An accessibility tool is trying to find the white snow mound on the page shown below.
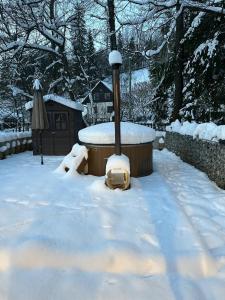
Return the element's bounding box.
[166,120,182,133]
[78,122,155,144]
[106,154,130,175]
[193,122,218,140]
[166,120,225,142]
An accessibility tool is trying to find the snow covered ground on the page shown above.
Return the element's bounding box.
[0,150,225,300]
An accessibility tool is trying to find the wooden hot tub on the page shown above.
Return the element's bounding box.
[79,122,155,178]
[80,142,153,177]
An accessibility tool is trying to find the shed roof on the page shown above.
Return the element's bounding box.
[25,94,83,111]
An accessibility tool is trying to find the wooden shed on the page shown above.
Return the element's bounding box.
[26,94,85,155]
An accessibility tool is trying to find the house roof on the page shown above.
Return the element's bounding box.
[101,81,113,92]
[25,94,83,111]
[81,68,149,105]
[82,81,112,104]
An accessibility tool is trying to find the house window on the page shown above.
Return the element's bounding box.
[54,112,68,130]
[105,93,111,100]
[94,93,99,101]
[107,106,113,113]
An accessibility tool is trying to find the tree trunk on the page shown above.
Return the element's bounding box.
[171,1,184,121]
[107,0,117,51]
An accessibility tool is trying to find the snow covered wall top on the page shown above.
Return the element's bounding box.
[166,120,225,141]
[0,131,31,143]
[78,122,155,144]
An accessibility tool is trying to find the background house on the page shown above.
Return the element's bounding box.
[82,68,150,124]
[82,81,113,124]
[26,94,85,155]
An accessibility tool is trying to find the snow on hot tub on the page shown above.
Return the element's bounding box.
[78,122,155,144]
[78,122,155,177]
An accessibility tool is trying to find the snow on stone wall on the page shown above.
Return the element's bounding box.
[166,120,225,142]
[165,132,225,189]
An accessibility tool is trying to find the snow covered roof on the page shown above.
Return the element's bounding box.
[78,122,155,144]
[25,94,83,111]
[101,81,113,92]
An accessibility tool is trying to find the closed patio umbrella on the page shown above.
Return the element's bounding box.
[32,79,49,164]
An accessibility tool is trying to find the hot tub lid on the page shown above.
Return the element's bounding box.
[78,122,155,145]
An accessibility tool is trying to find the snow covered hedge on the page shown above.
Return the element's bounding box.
[0,131,32,157]
[166,120,225,142]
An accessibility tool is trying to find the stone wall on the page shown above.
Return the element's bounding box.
[165,132,225,189]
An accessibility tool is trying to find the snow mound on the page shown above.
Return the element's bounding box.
[55,143,88,177]
[179,121,198,136]
[193,123,218,141]
[106,154,130,175]
[0,146,7,152]
[217,125,225,140]
[166,120,225,142]
[166,119,182,133]
[78,122,155,144]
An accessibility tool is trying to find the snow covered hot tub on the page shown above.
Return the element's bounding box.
[78,122,155,177]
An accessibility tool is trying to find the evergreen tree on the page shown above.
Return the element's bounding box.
[86,30,98,86]
[71,3,88,97]
[118,31,123,52]
[181,10,225,124]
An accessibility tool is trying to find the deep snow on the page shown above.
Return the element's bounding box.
[0,150,225,299]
